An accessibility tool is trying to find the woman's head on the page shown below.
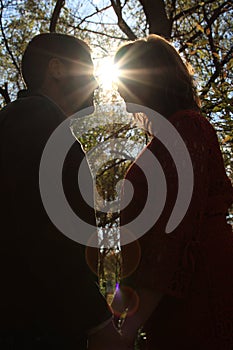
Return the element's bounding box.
[114,34,200,117]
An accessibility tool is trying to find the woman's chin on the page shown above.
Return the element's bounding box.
[125,103,136,113]
[125,101,145,114]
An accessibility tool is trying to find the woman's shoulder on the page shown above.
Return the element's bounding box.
[148,109,209,148]
[170,108,207,125]
[167,109,219,145]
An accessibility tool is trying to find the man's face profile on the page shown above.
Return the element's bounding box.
[59,54,97,115]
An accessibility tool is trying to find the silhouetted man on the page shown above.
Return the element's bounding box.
[0,33,124,349]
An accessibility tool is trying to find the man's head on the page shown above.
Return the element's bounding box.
[22,33,97,115]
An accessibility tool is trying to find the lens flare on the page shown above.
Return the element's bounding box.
[111,285,139,317]
[95,57,119,90]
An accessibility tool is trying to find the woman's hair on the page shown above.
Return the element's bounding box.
[22,33,91,90]
[114,34,200,118]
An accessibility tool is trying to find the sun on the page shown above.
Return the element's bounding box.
[95,57,119,90]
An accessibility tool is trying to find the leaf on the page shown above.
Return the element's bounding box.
[213,52,220,59]
[196,23,204,33]
[221,135,232,144]
[227,59,233,70]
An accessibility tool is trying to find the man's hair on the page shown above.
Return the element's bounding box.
[22,33,91,90]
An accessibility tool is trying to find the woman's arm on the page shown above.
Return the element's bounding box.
[87,320,133,349]
[115,288,163,347]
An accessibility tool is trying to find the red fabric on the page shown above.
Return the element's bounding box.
[121,110,233,349]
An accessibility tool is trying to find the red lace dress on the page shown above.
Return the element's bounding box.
[120,110,233,350]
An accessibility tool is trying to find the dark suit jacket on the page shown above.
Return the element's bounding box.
[0,93,111,348]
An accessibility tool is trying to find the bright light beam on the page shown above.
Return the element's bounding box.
[95,57,119,90]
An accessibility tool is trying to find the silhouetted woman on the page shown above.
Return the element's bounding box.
[112,34,233,350]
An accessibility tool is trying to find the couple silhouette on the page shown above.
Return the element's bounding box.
[0,32,232,350]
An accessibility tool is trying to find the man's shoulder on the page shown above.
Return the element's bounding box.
[0,95,65,127]
[0,95,51,114]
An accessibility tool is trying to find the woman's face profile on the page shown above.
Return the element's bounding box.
[117,76,135,103]
[117,68,152,108]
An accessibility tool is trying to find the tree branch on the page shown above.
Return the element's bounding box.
[70,25,128,41]
[77,4,112,27]
[203,5,220,73]
[179,1,231,52]
[138,0,172,38]
[96,158,131,178]
[96,211,120,228]
[173,0,215,21]
[0,1,21,76]
[110,0,137,40]
[0,82,11,104]
[168,0,177,20]
[200,45,233,97]
[49,0,65,32]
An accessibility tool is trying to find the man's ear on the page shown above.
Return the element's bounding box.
[48,58,67,80]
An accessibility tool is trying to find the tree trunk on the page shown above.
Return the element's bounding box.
[139,0,172,39]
